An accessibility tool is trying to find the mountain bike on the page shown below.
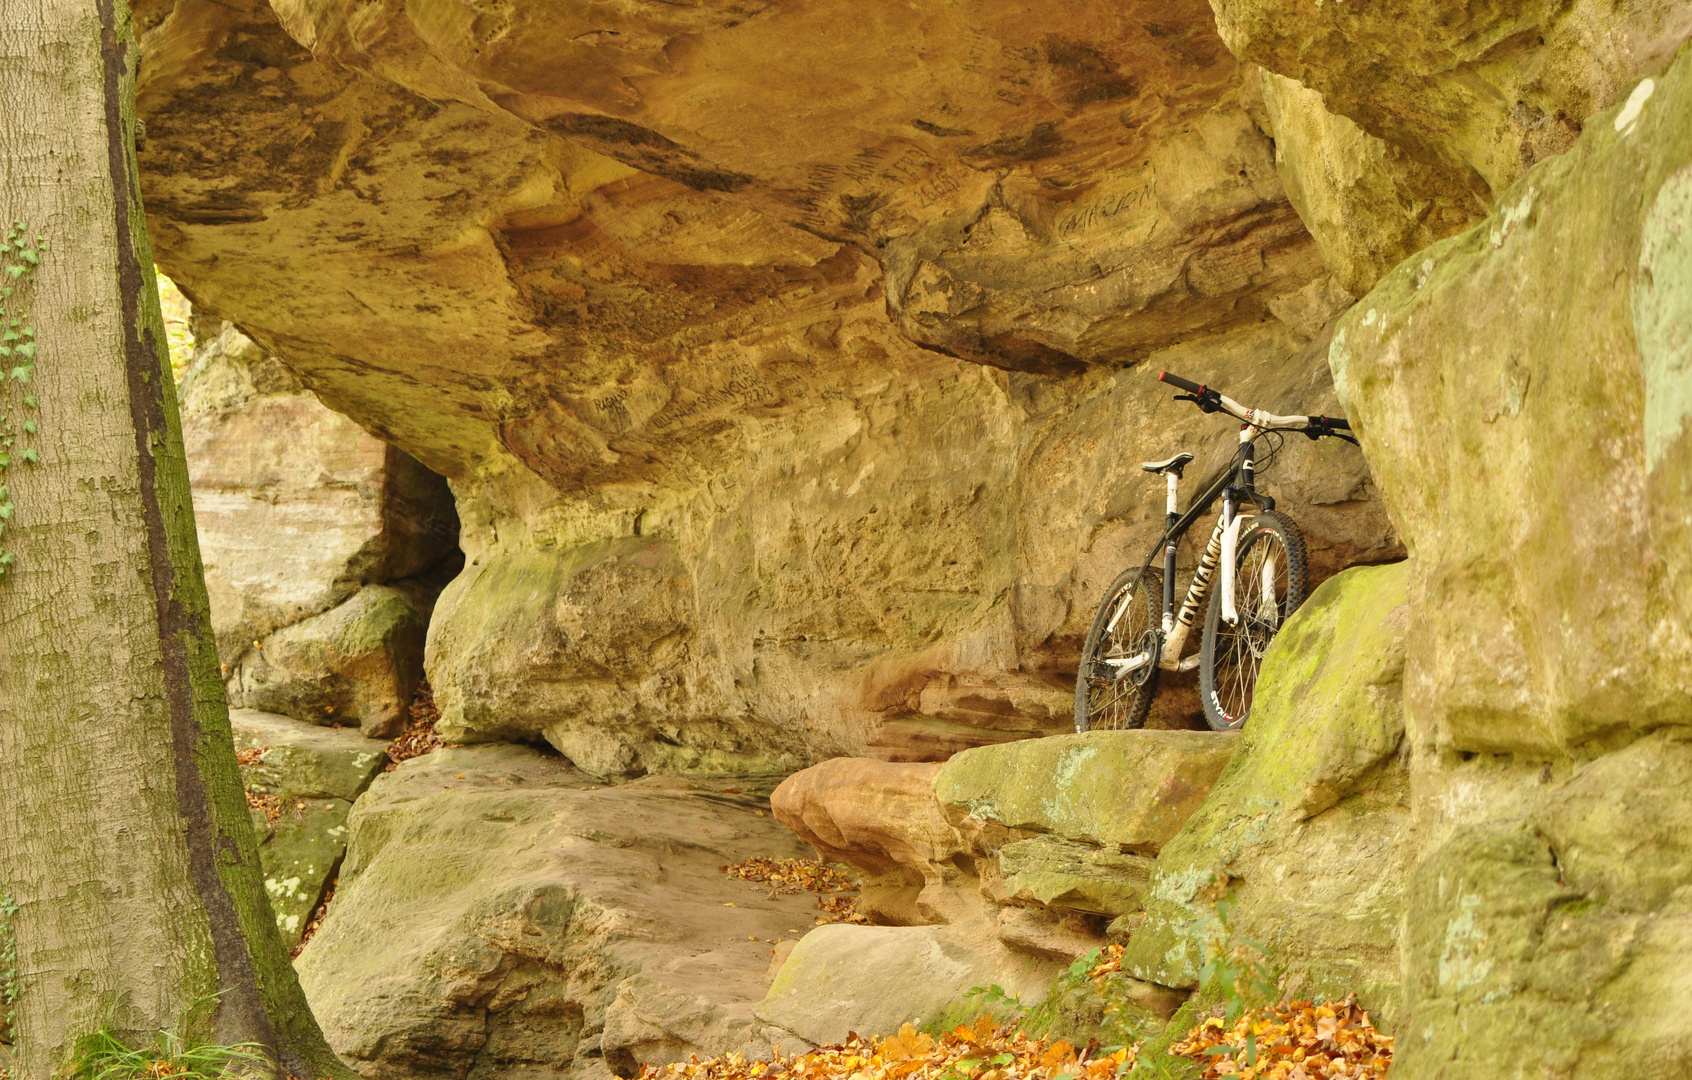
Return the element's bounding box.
[1074,371,1359,732]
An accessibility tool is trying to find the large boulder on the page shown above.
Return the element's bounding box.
[755,921,1058,1047]
[1121,563,1413,1019]
[1305,42,1692,1077]
[1330,57,1692,758]
[182,322,460,735]
[294,744,822,1080]
[233,583,431,737]
[934,731,1238,854]
[232,709,388,948]
[771,759,971,925]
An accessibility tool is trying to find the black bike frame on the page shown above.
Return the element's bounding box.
[1137,427,1278,649]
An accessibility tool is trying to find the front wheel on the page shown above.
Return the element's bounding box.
[1199,511,1308,730]
[1074,565,1162,732]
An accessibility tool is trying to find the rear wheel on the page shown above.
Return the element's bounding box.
[1199,511,1307,730]
[1074,565,1162,732]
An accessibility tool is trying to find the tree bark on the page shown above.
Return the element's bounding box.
[0,2,355,1077]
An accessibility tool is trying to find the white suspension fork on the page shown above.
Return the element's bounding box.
[1220,511,1246,626]
[1161,517,1225,667]
[1220,425,1257,626]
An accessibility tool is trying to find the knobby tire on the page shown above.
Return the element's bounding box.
[1074,565,1161,732]
[1199,510,1307,730]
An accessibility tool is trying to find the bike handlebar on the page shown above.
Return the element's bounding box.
[1158,370,1203,395]
[1160,370,1355,440]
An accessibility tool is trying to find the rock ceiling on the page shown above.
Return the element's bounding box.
[136,0,1326,495]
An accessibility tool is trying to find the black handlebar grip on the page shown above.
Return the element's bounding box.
[1159,370,1203,394]
[1318,416,1352,431]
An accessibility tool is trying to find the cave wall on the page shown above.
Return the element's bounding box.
[135,0,1399,774]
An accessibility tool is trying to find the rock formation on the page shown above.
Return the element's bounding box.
[138,0,1399,775]
[128,0,1692,1073]
[181,321,460,735]
[293,745,817,1079]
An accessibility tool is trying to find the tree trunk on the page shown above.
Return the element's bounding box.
[0,2,355,1077]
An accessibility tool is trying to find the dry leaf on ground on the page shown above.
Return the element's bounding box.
[1169,997,1392,1079]
[387,679,450,768]
[643,1016,1137,1080]
[720,857,868,925]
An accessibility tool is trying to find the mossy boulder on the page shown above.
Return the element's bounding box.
[933,731,1238,855]
[233,710,388,949]
[232,583,430,737]
[1330,49,1692,756]
[1122,563,1413,1021]
[1315,41,1692,1075]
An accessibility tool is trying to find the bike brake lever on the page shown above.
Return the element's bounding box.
[1173,392,1223,414]
[1305,427,1360,446]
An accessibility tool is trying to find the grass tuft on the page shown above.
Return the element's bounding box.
[63,1020,268,1080]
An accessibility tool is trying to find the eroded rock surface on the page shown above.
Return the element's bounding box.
[295,744,819,1080]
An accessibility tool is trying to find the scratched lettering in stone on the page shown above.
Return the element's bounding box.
[796,161,842,215]
[879,147,935,184]
[648,363,784,432]
[844,146,893,183]
[1057,184,1157,242]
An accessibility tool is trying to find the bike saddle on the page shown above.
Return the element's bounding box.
[1140,452,1193,477]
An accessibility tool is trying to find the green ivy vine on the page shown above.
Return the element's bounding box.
[0,888,16,1038]
[0,221,45,577]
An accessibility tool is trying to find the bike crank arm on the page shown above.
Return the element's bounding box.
[1102,652,1154,675]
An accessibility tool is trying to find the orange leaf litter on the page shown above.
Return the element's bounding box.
[1169,997,1392,1079]
[720,856,869,925]
[643,1015,1135,1080]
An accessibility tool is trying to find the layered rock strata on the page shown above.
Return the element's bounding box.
[762,731,1238,1039]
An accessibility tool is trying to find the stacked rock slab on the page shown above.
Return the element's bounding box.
[294,744,822,1080]
[761,732,1236,1041]
[232,709,389,949]
[770,758,974,925]
[181,322,461,736]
